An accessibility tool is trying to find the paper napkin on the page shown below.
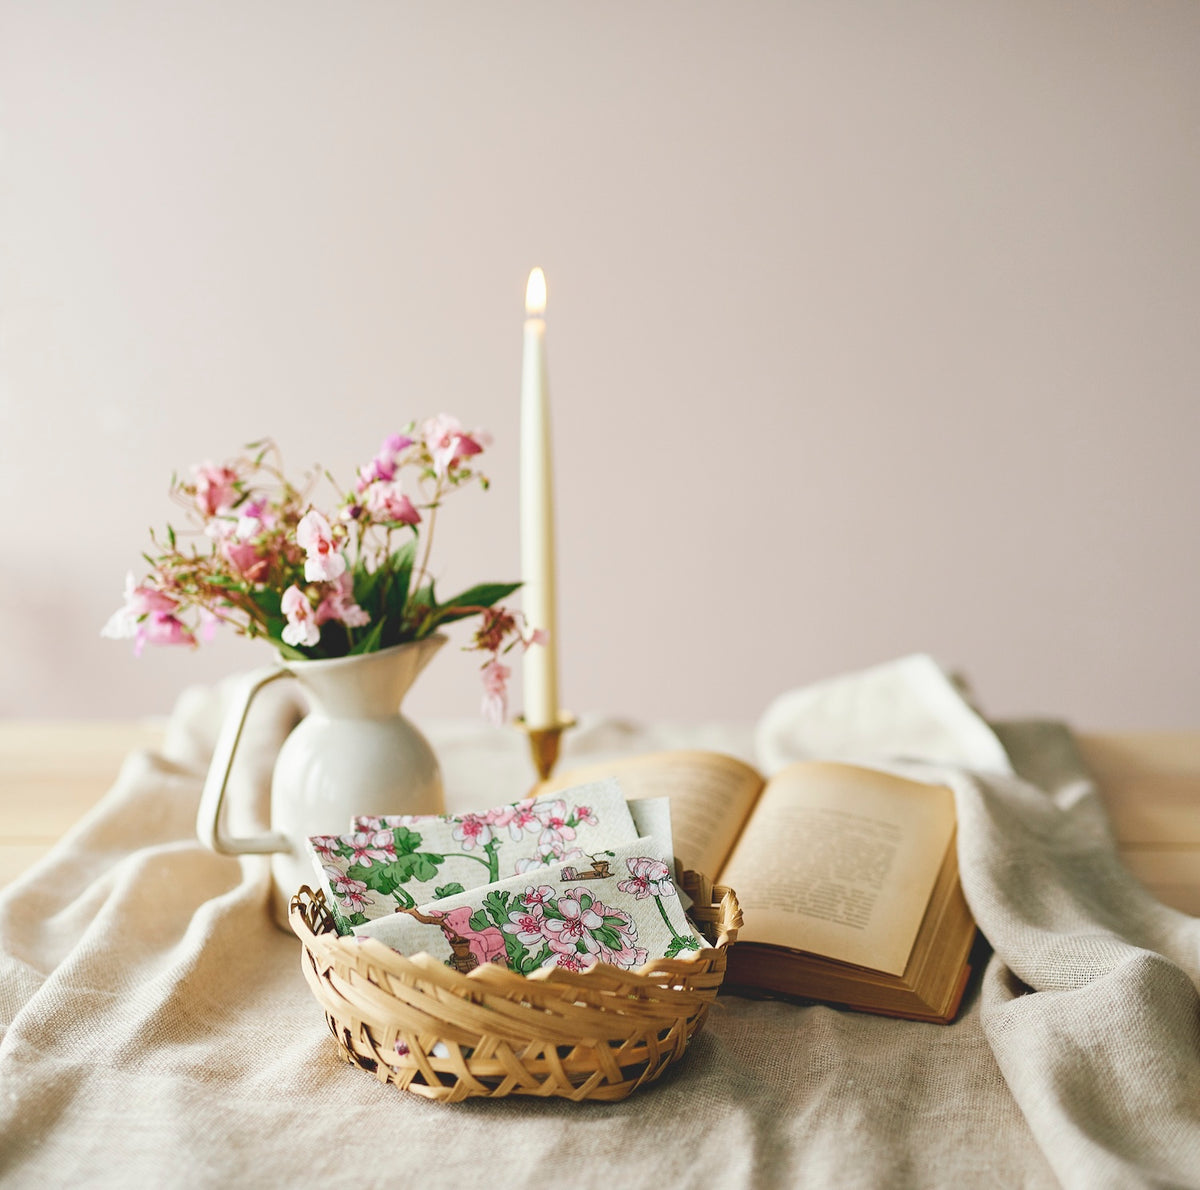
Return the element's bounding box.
[353,836,704,973]
[309,779,641,932]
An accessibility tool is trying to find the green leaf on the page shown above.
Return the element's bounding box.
[593,926,623,951]
[391,827,423,854]
[433,883,465,900]
[349,862,399,897]
[468,910,491,933]
[664,935,701,958]
[427,582,522,625]
[392,853,438,884]
[481,889,513,931]
[274,640,310,663]
[349,618,385,655]
[392,887,416,909]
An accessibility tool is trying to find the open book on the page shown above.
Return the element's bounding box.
[542,751,976,1024]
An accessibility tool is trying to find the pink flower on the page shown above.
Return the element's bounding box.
[280,585,320,648]
[502,904,548,951]
[223,540,271,584]
[236,498,275,539]
[101,573,196,655]
[422,413,489,477]
[364,481,421,527]
[324,868,373,913]
[617,857,675,901]
[520,885,556,909]
[493,800,541,841]
[192,462,239,517]
[311,838,340,864]
[536,800,576,850]
[480,659,510,727]
[525,628,549,650]
[315,573,370,628]
[573,804,597,827]
[544,891,605,957]
[344,830,395,867]
[356,433,415,492]
[452,814,494,851]
[296,510,346,582]
[540,950,596,972]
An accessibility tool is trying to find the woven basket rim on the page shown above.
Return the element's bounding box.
[289,869,741,994]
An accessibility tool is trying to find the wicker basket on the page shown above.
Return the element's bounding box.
[288,871,741,1103]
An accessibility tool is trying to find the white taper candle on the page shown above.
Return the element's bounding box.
[520,267,560,729]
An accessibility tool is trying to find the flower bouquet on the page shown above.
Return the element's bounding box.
[103,415,540,721]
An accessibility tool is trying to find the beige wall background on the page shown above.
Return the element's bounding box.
[2,0,1197,729]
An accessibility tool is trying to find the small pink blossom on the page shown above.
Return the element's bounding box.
[364,481,421,527]
[520,885,556,909]
[280,584,320,648]
[344,830,395,867]
[311,838,340,864]
[617,857,675,901]
[422,413,489,477]
[315,573,370,629]
[296,510,346,582]
[544,892,605,957]
[356,433,415,491]
[536,800,576,850]
[192,462,239,517]
[525,628,549,650]
[493,800,541,841]
[573,804,597,827]
[502,904,548,951]
[452,814,494,851]
[223,540,271,584]
[236,498,275,539]
[480,659,510,726]
[101,573,196,655]
[540,950,596,972]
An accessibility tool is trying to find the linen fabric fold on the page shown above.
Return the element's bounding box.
[1,656,1194,1188]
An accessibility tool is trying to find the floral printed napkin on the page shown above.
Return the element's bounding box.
[352,836,704,974]
[308,779,640,933]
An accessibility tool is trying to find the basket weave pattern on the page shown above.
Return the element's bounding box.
[289,871,741,1102]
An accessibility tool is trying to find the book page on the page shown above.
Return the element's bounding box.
[719,762,955,976]
[540,750,764,878]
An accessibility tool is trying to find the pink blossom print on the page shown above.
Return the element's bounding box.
[617,857,675,901]
[493,800,541,842]
[452,814,494,851]
[520,885,556,909]
[544,890,606,957]
[502,904,548,953]
[536,800,576,850]
[344,830,395,867]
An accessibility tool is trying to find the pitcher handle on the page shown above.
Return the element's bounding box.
[196,665,293,856]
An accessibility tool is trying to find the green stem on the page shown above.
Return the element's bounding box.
[655,894,684,942]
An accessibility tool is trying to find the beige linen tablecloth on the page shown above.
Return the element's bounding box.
[2,662,1198,1189]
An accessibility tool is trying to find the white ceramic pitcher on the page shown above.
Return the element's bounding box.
[196,634,447,928]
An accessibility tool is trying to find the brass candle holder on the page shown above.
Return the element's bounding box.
[516,712,578,784]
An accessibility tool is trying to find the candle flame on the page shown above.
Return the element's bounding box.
[525,268,547,317]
